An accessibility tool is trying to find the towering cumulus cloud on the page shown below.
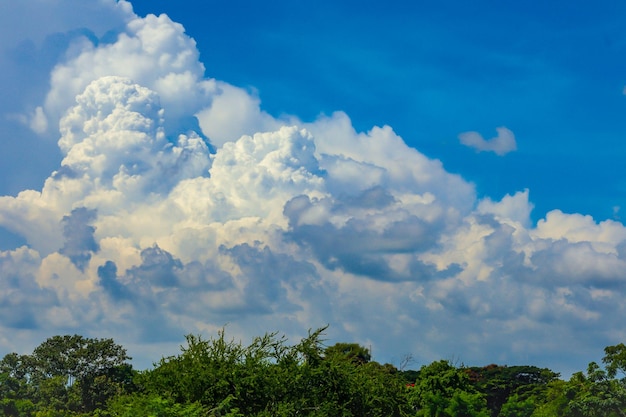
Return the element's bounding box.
[1,1,626,374]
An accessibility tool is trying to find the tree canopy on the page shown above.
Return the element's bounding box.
[0,335,131,416]
[1,330,626,417]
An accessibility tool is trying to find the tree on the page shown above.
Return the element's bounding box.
[0,334,132,415]
[139,327,411,416]
[106,393,207,417]
[0,354,35,416]
[567,362,626,417]
[408,360,490,417]
[466,364,558,417]
[498,393,537,417]
[532,362,626,417]
[324,342,371,365]
[603,343,626,380]
[30,335,130,385]
[529,379,570,417]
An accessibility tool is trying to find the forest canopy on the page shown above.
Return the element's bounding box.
[1,329,625,416]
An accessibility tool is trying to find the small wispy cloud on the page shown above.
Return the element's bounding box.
[458,126,517,156]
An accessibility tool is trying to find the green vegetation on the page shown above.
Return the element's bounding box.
[1,329,625,416]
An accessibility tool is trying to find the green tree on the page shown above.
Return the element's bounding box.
[568,362,626,417]
[603,343,626,380]
[466,364,558,417]
[106,393,208,417]
[532,362,626,417]
[138,327,411,417]
[142,330,273,410]
[324,342,371,365]
[0,353,35,416]
[29,335,130,385]
[0,335,132,415]
[408,360,489,417]
[529,379,570,417]
[499,394,537,417]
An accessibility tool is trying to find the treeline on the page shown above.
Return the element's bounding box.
[2,328,626,416]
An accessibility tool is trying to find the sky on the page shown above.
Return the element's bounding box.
[1,0,626,377]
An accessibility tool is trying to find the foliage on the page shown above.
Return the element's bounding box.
[466,364,559,417]
[0,335,133,416]
[140,327,410,416]
[603,343,626,379]
[498,393,536,417]
[531,360,626,417]
[106,393,207,417]
[5,333,626,417]
[407,360,490,417]
[324,342,372,365]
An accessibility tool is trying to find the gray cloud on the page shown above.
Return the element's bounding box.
[98,260,129,301]
[128,245,182,287]
[459,126,517,155]
[0,248,58,330]
[224,243,318,314]
[283,193,448,281]
[59,207,99,271]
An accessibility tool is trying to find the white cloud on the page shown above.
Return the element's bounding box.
[534,210,626,254]
[1,3,626,377]
[196,82,284,147]
[477,189,534,227]
[29,106,48,133]
[0,0,138,196]
[39,12,217,138]
[459,126,517,155]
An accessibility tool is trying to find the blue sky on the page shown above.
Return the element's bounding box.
[131,0,626,221]
[1,0,626,377]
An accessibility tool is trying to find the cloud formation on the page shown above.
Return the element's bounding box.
[1,2,625,376]
[0,0,137,196]
[459,126,517,155]
[59,207,99,272]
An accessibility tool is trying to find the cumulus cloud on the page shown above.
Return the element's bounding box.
[0,0,137,197]
[0,0,134,133]
[459,126,517,155]
[1,3,626,376]
[37,11,217,140]
[196,83,284,147]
